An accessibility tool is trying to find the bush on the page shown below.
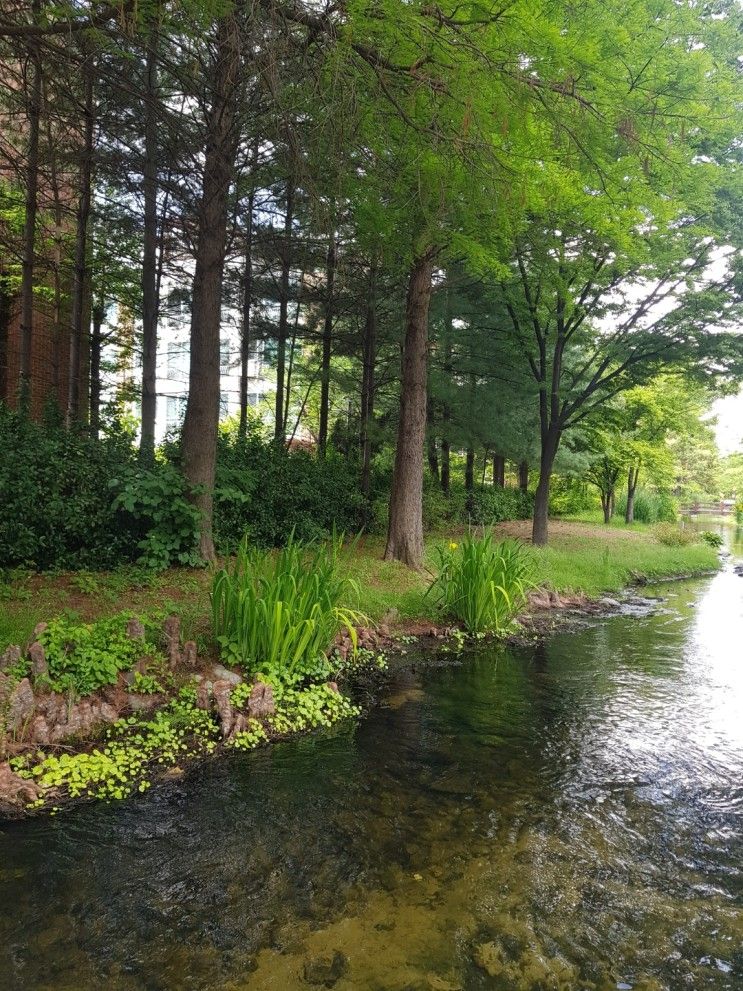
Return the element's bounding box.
[0,406,138,570]
[700,530,723,548]
[736,502,743,526]
[549,477,596,517]
[654,523,697,547]
[465,487,533,526]
[427,534,533,634]
[616,488,677,524]
[211,533,365,682]
[214,433,367,549]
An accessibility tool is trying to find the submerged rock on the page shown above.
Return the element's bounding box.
[302,950,349,987]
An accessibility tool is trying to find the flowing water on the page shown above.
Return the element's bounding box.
[2,532,743,990]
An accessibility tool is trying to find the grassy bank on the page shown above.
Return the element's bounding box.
[0,520,720,651]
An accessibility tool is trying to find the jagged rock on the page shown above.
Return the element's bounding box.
[182,641,197,667]
[0,762,42,810]
[32,622,48,639]
[1,677,35,733]
[212,663,242,686]
[0,645,21,672]
[195,680,211,711]
[228,712,249,740]
[163,614,181,668]
[125,694,159,713]
[29,696,119,744]
[247,680,275,718]
[126,617,146,640]
[28,641,48,678]
[302,951,349,987]
[212,679,235,738]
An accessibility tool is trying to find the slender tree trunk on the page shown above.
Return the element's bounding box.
[465,446,475,488]
[18,2,42,410]
[139,28,160,462]
[531,431,558,546]
[360,259,377,504]
[384,250,435,568]
[601,491,611,524]
[238,144,258,438]
[318,227,336,454]
[274,181,293,443]
[89,304,104,439]
[625,467,639,524]
[518,460,529,492]
[493,454,505,488]
[181,12,241,561]
[440,441,451,495]
[66,58,94,427]
[0,274,9,401]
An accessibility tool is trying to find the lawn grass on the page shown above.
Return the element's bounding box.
[0,520,720,651]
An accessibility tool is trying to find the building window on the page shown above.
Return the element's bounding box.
[220,339,232,373]
[166,395,186,430]
[220,392,229,419]
[167,343,188,380]
[247,392,261,407]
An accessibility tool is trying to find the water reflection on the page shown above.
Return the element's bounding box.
[1,559,743,989]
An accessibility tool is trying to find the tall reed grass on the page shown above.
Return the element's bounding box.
[211,534,364,681]
[428,534,532,634]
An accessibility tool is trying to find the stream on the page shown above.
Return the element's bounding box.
[1,527,742,990]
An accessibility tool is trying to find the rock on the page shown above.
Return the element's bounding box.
[0,645,21,672]
[599,597,621,609]
[32,622,48,639]
[125,694,159,714]
[126,617,146,640]
[29,696,119,744]
[247,680,275,718]
[212,679,235,738]
[182,641,197,667]
[1,677,35,733]
[195,680,211,711]
[302,951,349,987]
[163,614,181,668]
[0,761,42,810]
[28,641,48,678]
[326,681,339,694]
[228,712,249,739]
[212,664,242,686]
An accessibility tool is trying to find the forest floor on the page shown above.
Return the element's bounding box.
[0,519,719,652]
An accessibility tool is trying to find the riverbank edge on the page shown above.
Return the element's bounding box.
[0,558,721,824]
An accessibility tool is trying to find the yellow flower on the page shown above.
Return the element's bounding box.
[449,541,458,551]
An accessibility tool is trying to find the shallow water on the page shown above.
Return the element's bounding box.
[2,546,743,990]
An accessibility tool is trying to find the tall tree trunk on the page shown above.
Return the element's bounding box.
[66,57,94,427]
[493,453,505,488]
[0,274,9,401]
[601,491,612,524]
[531,432,558,547]
[440,440,450,496]
[18,1,42,411]
[181,12,241,561]
[139,27,160,462]
[273,180,293,443]
[89,303,104,439]
[360,259,377,504]
[238,143,258,438]
[465,445,475,514]
[318,226,336,454]
[384,250,435,568]
[625,467,639,524]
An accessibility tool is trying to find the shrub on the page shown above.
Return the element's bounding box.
[111,463,202,569]
[736,502,743,526]
[0,405,138,569]
[654,523,696,547]
[700,530,723,548]
[549,477,596,517]
[214,433,366,549]
[616,488,677,524]
[465,487,533,526]
[211,534,365,682]
[427,534,533,634]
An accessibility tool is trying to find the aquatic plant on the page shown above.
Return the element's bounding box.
[11,686,218,805]
[428,534,533,634]
[699,531,723,549]
[211,534,366,681]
